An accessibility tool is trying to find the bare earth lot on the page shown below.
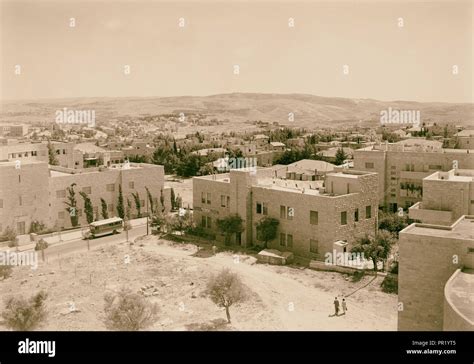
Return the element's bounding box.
[0,237,397,331]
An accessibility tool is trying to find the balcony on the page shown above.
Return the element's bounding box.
[408,202,453,225]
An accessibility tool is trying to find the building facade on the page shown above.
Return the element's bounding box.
[193,166,378,258]
[353,140,474,211]
[0,161,169,235]
[399,169,474,331]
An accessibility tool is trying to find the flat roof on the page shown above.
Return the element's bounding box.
[445,269,474,324]
[401,216,474,240]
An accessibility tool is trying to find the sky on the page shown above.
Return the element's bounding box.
[1,0,472,103]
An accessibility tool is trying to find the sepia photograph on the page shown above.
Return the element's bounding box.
[0,0,472,359]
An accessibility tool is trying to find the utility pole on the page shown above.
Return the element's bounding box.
[146,196,149,236]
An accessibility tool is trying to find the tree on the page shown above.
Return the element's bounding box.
[176,154,203,177]
[100,198,109,219]
[117,184,125,219]
[47,140,58,166]
[351,230,396,272]
[378,212,411,237]
[131,192,142,218]
[145,187,155,215]
[206,269,246,324]
[2,291,48,331]
[160,189,165,213]
[167,210,194,234]
[35,239,49,262]
[170,188,176,210]
[256,217,279,249]
[216,214,244,246]
[80,191,94,224]
[64,183,79,227]
[335,147,348,165]
[103,288,158,331]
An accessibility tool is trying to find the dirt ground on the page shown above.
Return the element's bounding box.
[0,236,397,331]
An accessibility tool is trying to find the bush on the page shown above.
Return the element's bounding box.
[29,221,46,234]
[103,288,158,331]
[2,291,48,330]
[0,265,13,280]
[0,226,17,246]
[389,261,398,274]
[352,269,366,282]
[381,275,398,294]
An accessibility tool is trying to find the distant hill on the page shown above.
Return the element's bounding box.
[1,93,472,129]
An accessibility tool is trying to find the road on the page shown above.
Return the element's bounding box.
[37,224,148,262]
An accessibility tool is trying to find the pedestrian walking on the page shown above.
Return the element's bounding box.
[342,298,347,314]
[333,297,340,316]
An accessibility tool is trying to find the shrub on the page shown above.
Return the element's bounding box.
[103,288,158,331]
[0,265,13,280]
[352,269,366,282]
[381,275,398,294]
[2,291,48,330]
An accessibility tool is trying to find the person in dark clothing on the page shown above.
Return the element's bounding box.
[334,297,340,316]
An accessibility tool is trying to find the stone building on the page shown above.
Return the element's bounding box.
[398,168,474,331]
[353,140,474,211]
[0,161,170,235]
[193,165,378,258]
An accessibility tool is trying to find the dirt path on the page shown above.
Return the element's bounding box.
[143,242,397,331]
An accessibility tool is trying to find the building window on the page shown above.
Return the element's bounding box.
[19,195,22,206]
[256,202,262,214]
[201,216,212,228]
[354,208,359,222]
[428,164,442,170]
[279,233,293,248]
[366,205,372,219]
[201,192,206,204]
[82,186,91,194]
[16,221,25,235]
[341,211,347,225]
[310,210,318,225]
[280,205,286,219]
[310,239,319,254]
[365,162,374,169]
[129,181,134,189]
[280,205,294,220]
[106,184,115,192]
[206,193,211,204]
[280,233,286,246]
[221,195,227,207]
[31,151,37,156]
